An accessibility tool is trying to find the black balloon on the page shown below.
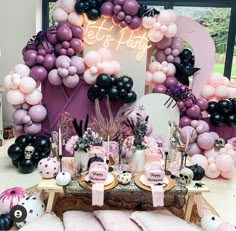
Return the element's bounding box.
[88,86,99,101]
[225,114,236,127]
[26,135,38,144]
[230,98,236,110]
[110,75,118,86]
[99,88,106,97]
[0,213,14,231]
[15,135,28,147]
[74,1,85,14]
[34,136,51,152]
[8,144,23,160]
[18,159,35,174]
[124,83,132,92]
[218,99,233,115]
[209,113,225,127]
[123,91,137,103]
[12,159,20,168]
[40,152,50,159]
[207,101,218,115]
[87,8,101,20]
[117,81,124,89]
[96,74,112,88]
[108,87,120,101]
[119,88,127,97]
[121,76,133,86]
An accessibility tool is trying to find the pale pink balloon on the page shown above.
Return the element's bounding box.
[148,29,164,43]
[158,10,172,25]
[71,56,86,74]
[209,132,219,140]
[208,73,223,87]
[83,69,97,84]
[28,105,47,123]
[4,75,13,89]
[145,71,153,85]
[149,62,161,73]
[208,156,216,164]
[191,154,208,170]
[22,115,31,124]
[205,164,220,179]
[224,143,233,151]
[220,169,235,179]
[84,51,101,67]
[191,120,199,128]
[58,68,69,78]
[196,120,209,134]
[14,124,24,136]
[13,104,22,110]
[228,87,236,98]
[25,89,42,105]
[187,142,203,156]
[216,154,234,172]
[55,0,62,8]
[222,77,230,87]
[61,0,76,13]
[53,8,68,22]
[111,61,121,75]
[197,132,215,150]
[142,16,156,29]
[103,61,114,75]
[68,12,84,26]
[201,85,215,99]
[219,148,227,154]
[14,64,30,77]
[48,69,63,86]
[7,89,25,105]
[56,55,71,68]
[63,74,80,88]
[216,222,236,231]
[166,63,176,76]
[165,23,177,37]
[13,109,27,125]
[152,71,166,84]
[22,102,30,110]
[204,148,219,159]
[68,66,77,75]
[98,48,113,62]
[90,66,98,75]
[215,86,229,99]
[19,77,36,94]
[24,122,42,134]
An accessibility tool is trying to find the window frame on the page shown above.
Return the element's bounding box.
[42,0,236,79]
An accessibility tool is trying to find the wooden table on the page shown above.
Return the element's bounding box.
[37,177,209,222]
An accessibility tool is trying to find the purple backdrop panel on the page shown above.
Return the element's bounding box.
[41,80,123,137]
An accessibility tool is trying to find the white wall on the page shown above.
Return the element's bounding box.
[0,0,42,127]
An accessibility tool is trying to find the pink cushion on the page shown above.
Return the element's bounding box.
[94,210,142,231]
[63,211,104,231]
[19,213,64,231]
[130,210,202,231]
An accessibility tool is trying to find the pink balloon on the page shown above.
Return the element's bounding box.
[13,109,27,125]
[165,76,178,88]
[208,73,223,87]
[155,50,167,63]
[153,84,167,94]
[209,132,220,140]
[201,85,215,100]
[148,29,164,43]
[196,120,209,134]
[24,122,42,134]
[70,56,86,74]
[165,23,177,37]
[145,71,152,85]
[84,51,101,67]
[7,89,25,105]
[216,154,234,172]
[197,132,215,150]
[142,16,156,29]
[48,69,62,86]
[61,0,76,13]
[158,10,172,25]
[22,103,30,110]
[58,67,69,78]
[111,61,121,75]
[102,61,114,75]
[205,164,220,178]
[25,89,42,105]
[14,64,30,77]
[19,77,36,94]
[149,62,161,73]
[179,116,192,128]
[53,8,68,22]
[187,142,203,156]
[156,37,172,49]
[186,105,201,119]
[180,126,198,144]
[56,55,71,68]
[152,71,166,84]
[22,115,31,124]
[83,69,97,84]
[98,48,112,62]
[63,74,80,88]
[166,63,176,76]
[220,169,235,180]
[68,12,84,26]
[13,124,24,136]
[28,105,47,123]
[215,86,229,99]
[216,222,236,231]
[191,154,208,170]
[204,148,219,159]
[222,77,230,87]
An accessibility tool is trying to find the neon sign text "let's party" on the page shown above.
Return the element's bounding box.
[83,17,151,62]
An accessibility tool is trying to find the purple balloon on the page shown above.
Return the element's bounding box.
[156,37,172,49]
[28,105,47,123]
[165,76,178,88]
[13,109,27,125]
[63,74,80,88]
[114,4,122,13]
[57,25,72,42]
[123,0,139,16]
[59,48,67,56]
[187,142,203,156]
[62,41,70,49]
[36,55,45,64]
[125,15,132,24]
[71,56,86,74]
[129,16,141,30]
[55,43,63,56]
[101,2,114,17]
[186,105,201,119]
[42,54,56,70]
[171,37,184,53]
[152,84,167,94]
[117,11,126,20]
[46,26,58,45]
[155,50,167,63]
[197,132,215,150]
[37,41,53,54]
[112,14,120,24]
[48,69,62,86]
[23,50,37,67]
[70,38,83,54]
[24,122,42,135]
[197,98,208,111]
[179,116,192,128]
[67,48,75,56]
[120,20,128,28]
[71,25,83,39]
[180,126,198,144]
[30,65,48,82]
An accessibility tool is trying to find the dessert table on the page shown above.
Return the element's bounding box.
[37,173,209,223]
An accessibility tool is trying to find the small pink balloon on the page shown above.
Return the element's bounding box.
[197,132,215,150]
[28,105,47,123]
[205,164,220,179]
[103,61,114,75]
[22,102,30,110]
[25,89,42,105]
[84,51,101,67]
[220,169,235,180]
[58,68,69,78]
[187,142,203,156]
[142,16,156,29]
[148,29,164,43]
[149,62,161,73]
[61,0,76,13]
[191,154,208,170]
[7,89,25,105]
[22,115,31,124]
[48,69,62,86]
[165,23,177,37]
[166,63,176,76]
[158,10,172,25]
[208,73,223,87]
[208,156,216,164]
[68,66,77,75]
[155,50,167,63]
[24,122,42,135]
[215,86,229,99]
[98,48,112,62]
[201,85,215,100]
[19,77,36,94]
[13,109,27,125]
[14,64,30,77]
[216,154,234,172]
[204,148,219,159]
[83,69,97,85]
[145,71,152,85]
[191,120,199,128]
[111,61,121,75]
[53,8,68,22]
[56,55,71,68]
[68,12,84,26]
[70,56,86,74]
[152,71,166,84]
[209,132,220,140]
[63,74,80,88]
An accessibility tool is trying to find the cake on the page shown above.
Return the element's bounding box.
[88,162,108,184]
[145,162,165,185]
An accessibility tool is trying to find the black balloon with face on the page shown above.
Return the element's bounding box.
[209,113,225,127]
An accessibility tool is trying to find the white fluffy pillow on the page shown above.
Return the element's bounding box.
[130,210,202,231]
[19,213,64,231]
[63,211,104,231]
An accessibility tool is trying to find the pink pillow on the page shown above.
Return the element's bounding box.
[94,210,142,231]
[130,210,202,231]
[63,211,104,231]
[19,213,64,231]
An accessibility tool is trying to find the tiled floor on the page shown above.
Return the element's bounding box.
[0,139,235,223]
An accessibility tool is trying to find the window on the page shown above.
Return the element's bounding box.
[42,0,236,81]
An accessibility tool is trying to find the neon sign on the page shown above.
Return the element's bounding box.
[83,17,151,62]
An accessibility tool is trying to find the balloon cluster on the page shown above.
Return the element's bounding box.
[145,61,176,86]
[8,135,51,174]
[174,48,200,86]
[180,120,217,156]
[191,142,236,179]
[101,0,142,30]
[201,72,236,101]
[142,9,177,43]
[75,0,106,21]
[53,0,84,26]
[48,55,85,88]
[207,99,236,127]
[154,37,184,64]
[87,73,137,103]
[83,48,121,84]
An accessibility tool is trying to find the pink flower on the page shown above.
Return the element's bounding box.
[227,137,236,150]
[65,135,78,154]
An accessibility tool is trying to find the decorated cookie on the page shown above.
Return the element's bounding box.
[118,172,132,185]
